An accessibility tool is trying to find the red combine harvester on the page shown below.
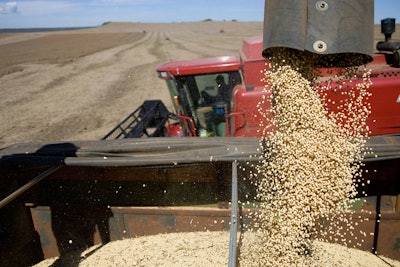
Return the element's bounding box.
[156,34,400,138]
[1,1,400,265]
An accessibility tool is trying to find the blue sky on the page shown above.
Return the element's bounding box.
[0,0,399,29]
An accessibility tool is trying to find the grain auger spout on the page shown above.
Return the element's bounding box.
[262,0,374,67]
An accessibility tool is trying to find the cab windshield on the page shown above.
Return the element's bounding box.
[166,71,242,136]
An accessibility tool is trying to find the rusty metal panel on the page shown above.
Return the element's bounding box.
[30,205,400,261]
[396,194,400,213]
[119,207,231,237]
[30,206,59,258]
[377,215,400,260]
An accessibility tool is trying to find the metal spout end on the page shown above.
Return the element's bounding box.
[262,48,373,68]
[262,0,374,68]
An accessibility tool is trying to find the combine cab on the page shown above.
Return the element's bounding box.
[156,56,243,137]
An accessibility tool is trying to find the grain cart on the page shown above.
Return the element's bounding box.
[1,1,400,266]
[154,0,400,261]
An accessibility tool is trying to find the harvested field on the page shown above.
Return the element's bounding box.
[0,33,144,75]
[0,22,264,147]
[0,22,398,148]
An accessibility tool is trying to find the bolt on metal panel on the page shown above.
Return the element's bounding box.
[263,0,374,67]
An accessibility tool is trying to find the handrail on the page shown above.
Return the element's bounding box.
[228,160,238,267]
[225,111,246,137]
[0,165,62,209]
[178,111,197,137]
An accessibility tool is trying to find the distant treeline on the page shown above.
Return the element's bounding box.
[0,26,96,33]
[202,19,238,22]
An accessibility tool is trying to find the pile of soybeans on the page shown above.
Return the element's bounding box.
[34,231,400,267]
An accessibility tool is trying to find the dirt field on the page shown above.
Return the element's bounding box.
[0,22,263,148]
[0,22,398,148]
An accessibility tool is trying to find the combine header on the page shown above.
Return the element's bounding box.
[102,100,172,139]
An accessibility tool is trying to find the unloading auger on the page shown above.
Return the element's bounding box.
[262,0,374,67]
